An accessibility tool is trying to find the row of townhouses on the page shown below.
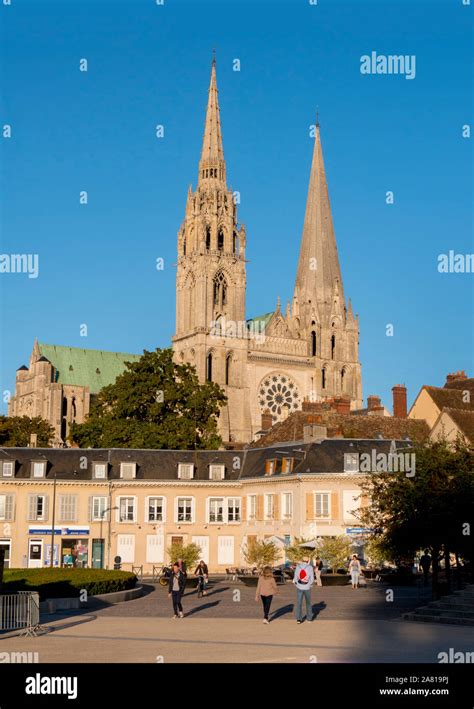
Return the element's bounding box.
[0,439,410,572]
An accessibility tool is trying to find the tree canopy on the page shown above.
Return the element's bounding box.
[0,415,55,448]
[359,438,474,567]
[69,348,227,449]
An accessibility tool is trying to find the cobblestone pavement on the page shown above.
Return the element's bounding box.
[86,579,433,621]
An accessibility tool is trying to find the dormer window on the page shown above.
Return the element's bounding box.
[265,459,277,476]
[281,458,294,474]
[209,464,225,481]
[178,463,194,480]
[344,453,359,473]
[31,461,46,478]
[120,462,137,479]
[1,461,14,478]
[93,462,107,479]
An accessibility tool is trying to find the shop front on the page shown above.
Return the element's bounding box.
[28,526,91,568]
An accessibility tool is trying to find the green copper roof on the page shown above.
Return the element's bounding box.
[246,312,274,329]
[38,343,141,394]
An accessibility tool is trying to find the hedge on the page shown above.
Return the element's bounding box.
[1,568,137,600]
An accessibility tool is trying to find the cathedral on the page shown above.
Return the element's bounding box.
[172,59,362,442]
[8,59,362,445]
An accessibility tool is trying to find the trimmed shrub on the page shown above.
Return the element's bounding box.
[1,568,137,600]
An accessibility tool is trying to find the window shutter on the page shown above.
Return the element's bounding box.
[27,495,36,521]
[241,496,246,521]
[273,495,280,520]
[88,497,93,522]
[256,495,264,521]
[331,492,339,520]
[306,493,314,521]
[43,495,49,520]
[6,495,15,521]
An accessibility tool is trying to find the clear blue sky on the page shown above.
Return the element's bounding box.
[1,0,472,415]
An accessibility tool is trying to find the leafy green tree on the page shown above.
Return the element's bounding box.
[285,537,318,564]
[364,536,393,568]
[242,540,281,569]
[359,438,474,595]
[0,415,55,447]
[69,348,227,449]
[318,536,352,574]
[166,542,202,571]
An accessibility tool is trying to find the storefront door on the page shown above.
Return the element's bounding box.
[92,539,105,568]
[28,539,43,568]
[0,540,11,569]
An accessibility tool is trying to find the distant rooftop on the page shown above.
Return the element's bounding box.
[38,343,141,393]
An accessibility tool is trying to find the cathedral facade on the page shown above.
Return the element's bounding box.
[172,60,363,443]
[8,60,362,446]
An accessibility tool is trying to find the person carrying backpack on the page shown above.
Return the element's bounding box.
[293,556,314,624]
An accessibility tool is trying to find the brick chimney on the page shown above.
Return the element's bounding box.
[445,370,468,387]
[392,384,407,418]
[367,395,381,412]
[333,396,351,415]
[261,410,273,431]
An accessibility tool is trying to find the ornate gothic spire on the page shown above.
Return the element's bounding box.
[198,57,226,188]
[294,122,345,323]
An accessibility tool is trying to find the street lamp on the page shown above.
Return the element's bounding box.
[100,506,118,569]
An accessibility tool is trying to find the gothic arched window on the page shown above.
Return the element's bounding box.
[322,367,326,390]
[225,354,232,385]
[217,229,224,252]
[232,231,238,254]
[331,334,336,360]
[206,226,211,251]
[213,271,228,309]
[183,238,186,256]
[206,353,213,382]
[311,331,317,357]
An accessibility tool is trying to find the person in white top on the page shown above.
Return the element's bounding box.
[349,554,361,589]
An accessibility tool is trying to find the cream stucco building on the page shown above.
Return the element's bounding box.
[0,439,411,573]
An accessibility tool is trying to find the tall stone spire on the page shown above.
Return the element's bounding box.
[198,57,226,187]
[294,122,345,327]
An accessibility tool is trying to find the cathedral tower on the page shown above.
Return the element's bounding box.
[173,59,251,442]
[291,121,362,406]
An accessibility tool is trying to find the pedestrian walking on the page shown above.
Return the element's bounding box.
[293,557,314,624]
[194,559,209,596]
[419,549,432,587]
[176,557,187,589]
[168,562,186,618]
[314,556,323,587]
[255,566,278,624]
[349,554,361,589]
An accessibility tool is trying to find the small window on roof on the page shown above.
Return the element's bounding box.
[31,461,46,478]
[93,462,107,479]
[2,461,14,478]
[282,458,294,474]
[344,453,359,473]
[120,462,137,479]
[178,463,194,480]
[265,459,277,476]
[209,464,225,481]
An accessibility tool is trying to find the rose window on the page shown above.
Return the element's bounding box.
[258,373,301,422]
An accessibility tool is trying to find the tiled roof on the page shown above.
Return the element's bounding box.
[39,343,141,393]
[425,386,474,413]
[246,312,274,329]
[442,408,474,444]
[443,378,474,392]
[0,439,413,481]
[249,411,430,447]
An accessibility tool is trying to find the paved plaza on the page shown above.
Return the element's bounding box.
[1,580,473,663]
